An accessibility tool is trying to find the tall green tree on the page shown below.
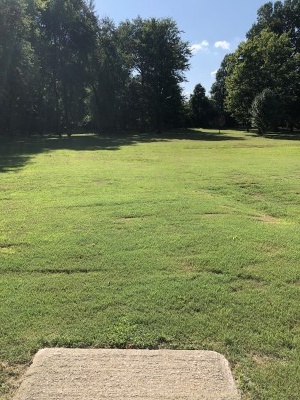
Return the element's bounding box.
[118,17,191,131]
[225,29,298,128]
[38,0,97,133]
[88,18,129,131]
[189,83,211,127]
[245,0,300,129]
[247,0,300,52]
[251,88,281,134]
[0,0,41,136]
[210,54,236,127]
[210,55,232,111]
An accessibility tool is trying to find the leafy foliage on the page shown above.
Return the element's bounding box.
[0,0,40,134]
[225,29,299,129]
[250,88,281,134]
[118,17,191,131]
[0,2,191,137]
[38,0,98,133]
[210,55,236,128]
[189,83,210,127]
[212,0,300,131]
[247,0,300,52]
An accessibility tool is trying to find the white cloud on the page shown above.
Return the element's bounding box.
[214,40,230,50]
[190,40,209,54]
[210,70,218,77]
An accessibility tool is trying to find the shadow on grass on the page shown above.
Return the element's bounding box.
[264,131,300,140]
[246,129,300,140]
[0,129,242,173]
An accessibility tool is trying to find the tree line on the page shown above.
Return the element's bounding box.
[0,0,192,137]
[1,0,299,138]
[210,0,300,133]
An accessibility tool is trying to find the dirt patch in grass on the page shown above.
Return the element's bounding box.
[230,281,266,293]
[251,354,286,367]
[0,362,27,400]
[253,214,282,224]
[180,259,197,273]
[291,280,300,286]
[259,243,282,254]
[231,274,267,292]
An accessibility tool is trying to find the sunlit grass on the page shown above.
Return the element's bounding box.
[0,129,300,399]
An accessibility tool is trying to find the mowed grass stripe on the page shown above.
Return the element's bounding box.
[0,130,300,399]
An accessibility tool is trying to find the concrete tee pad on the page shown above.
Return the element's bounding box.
[14,348,241,400]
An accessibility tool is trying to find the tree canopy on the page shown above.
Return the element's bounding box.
[1,0,300,137]
[118,17,191,131]
[213,0,300,131]
[225,29,298,127]
[0,0,191,137]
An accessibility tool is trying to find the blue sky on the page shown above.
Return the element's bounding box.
[93,0,268,96]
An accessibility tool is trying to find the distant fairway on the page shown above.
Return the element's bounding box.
[1,129,299,399]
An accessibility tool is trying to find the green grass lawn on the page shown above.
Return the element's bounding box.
[1,129,299,399]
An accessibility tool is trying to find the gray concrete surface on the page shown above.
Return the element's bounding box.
[14,348,241,399]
